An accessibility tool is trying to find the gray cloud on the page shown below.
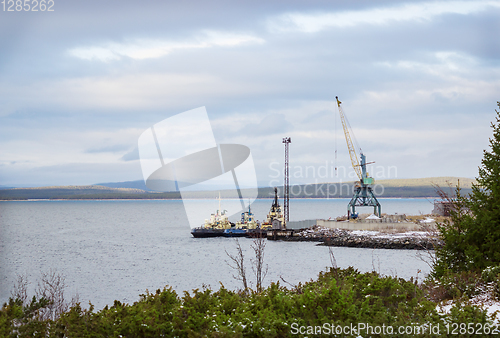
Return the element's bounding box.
[121,148,140,162]
[1,0,498,186]
[86,144,132,154]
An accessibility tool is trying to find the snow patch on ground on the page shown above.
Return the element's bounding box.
[351,230,379,236]
[349,230,430,239]
[436,287,500,323]
[470,292,500,322]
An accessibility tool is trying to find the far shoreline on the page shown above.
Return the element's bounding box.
[0,196,441,202]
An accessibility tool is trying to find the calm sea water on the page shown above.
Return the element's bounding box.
[0,198,434,309]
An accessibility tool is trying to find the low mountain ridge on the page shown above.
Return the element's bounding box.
[0,177,473,200]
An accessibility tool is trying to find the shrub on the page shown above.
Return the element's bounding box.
[481,265,500,283]
[424,270,482,303]
[3,267,500,337]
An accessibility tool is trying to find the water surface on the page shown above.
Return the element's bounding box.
[0,198,434,309]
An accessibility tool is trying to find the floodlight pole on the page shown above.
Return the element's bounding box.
[282,137,291,228]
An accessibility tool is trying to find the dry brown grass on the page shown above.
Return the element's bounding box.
[376,177,476,188]
[377,227,411,234]
[406,214,449,224]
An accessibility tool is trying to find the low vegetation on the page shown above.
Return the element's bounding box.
[2,266,499,338]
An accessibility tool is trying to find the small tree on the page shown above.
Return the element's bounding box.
[225,239,248,292]
[434,101,500,276]
[251,235,268,293]
[465,102,500,267]
[225,236,268,293]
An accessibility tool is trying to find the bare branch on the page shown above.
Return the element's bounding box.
[251,235,268,293]
[11,273,29,306]
[328,246,337,270]
[35,269,69,321]
[414,220,440,270]
[225,239,248,292]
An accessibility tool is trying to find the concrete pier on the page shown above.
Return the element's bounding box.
[316,219,422,231]
[288,215,426,231]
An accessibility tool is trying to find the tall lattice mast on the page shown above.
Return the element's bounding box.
[282,137,291,228]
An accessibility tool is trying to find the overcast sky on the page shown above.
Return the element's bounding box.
[1,0,499,188]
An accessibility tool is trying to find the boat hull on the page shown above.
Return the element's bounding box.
[223,229,248,237]
[247,228,268,238]
[191,228,225,238]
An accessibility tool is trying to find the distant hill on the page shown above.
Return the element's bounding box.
[376,177,476,189]
[93,177,475,191]
[0,185,172,200]
[95,180,150,191]
[0,177,474,200]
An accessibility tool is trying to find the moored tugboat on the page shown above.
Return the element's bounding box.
[224,204,259,237]
[191,196,233,238]
[249,187,285,237]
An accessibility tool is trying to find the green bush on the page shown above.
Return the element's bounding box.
[493,274,500,301]
[3,267,500,337]
[482,265,500,283]
[425,270,482,302]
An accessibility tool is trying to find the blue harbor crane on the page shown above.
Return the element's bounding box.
[335,96,381,219]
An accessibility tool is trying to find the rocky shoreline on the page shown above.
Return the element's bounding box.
[279,227,443,250]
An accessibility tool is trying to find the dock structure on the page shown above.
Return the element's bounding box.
[267,215,422,239]
[267,229,298,240]
[316,219,421,231]
[263,213,431,241]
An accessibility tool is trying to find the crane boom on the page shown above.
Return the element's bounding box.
[336,96,362,181]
